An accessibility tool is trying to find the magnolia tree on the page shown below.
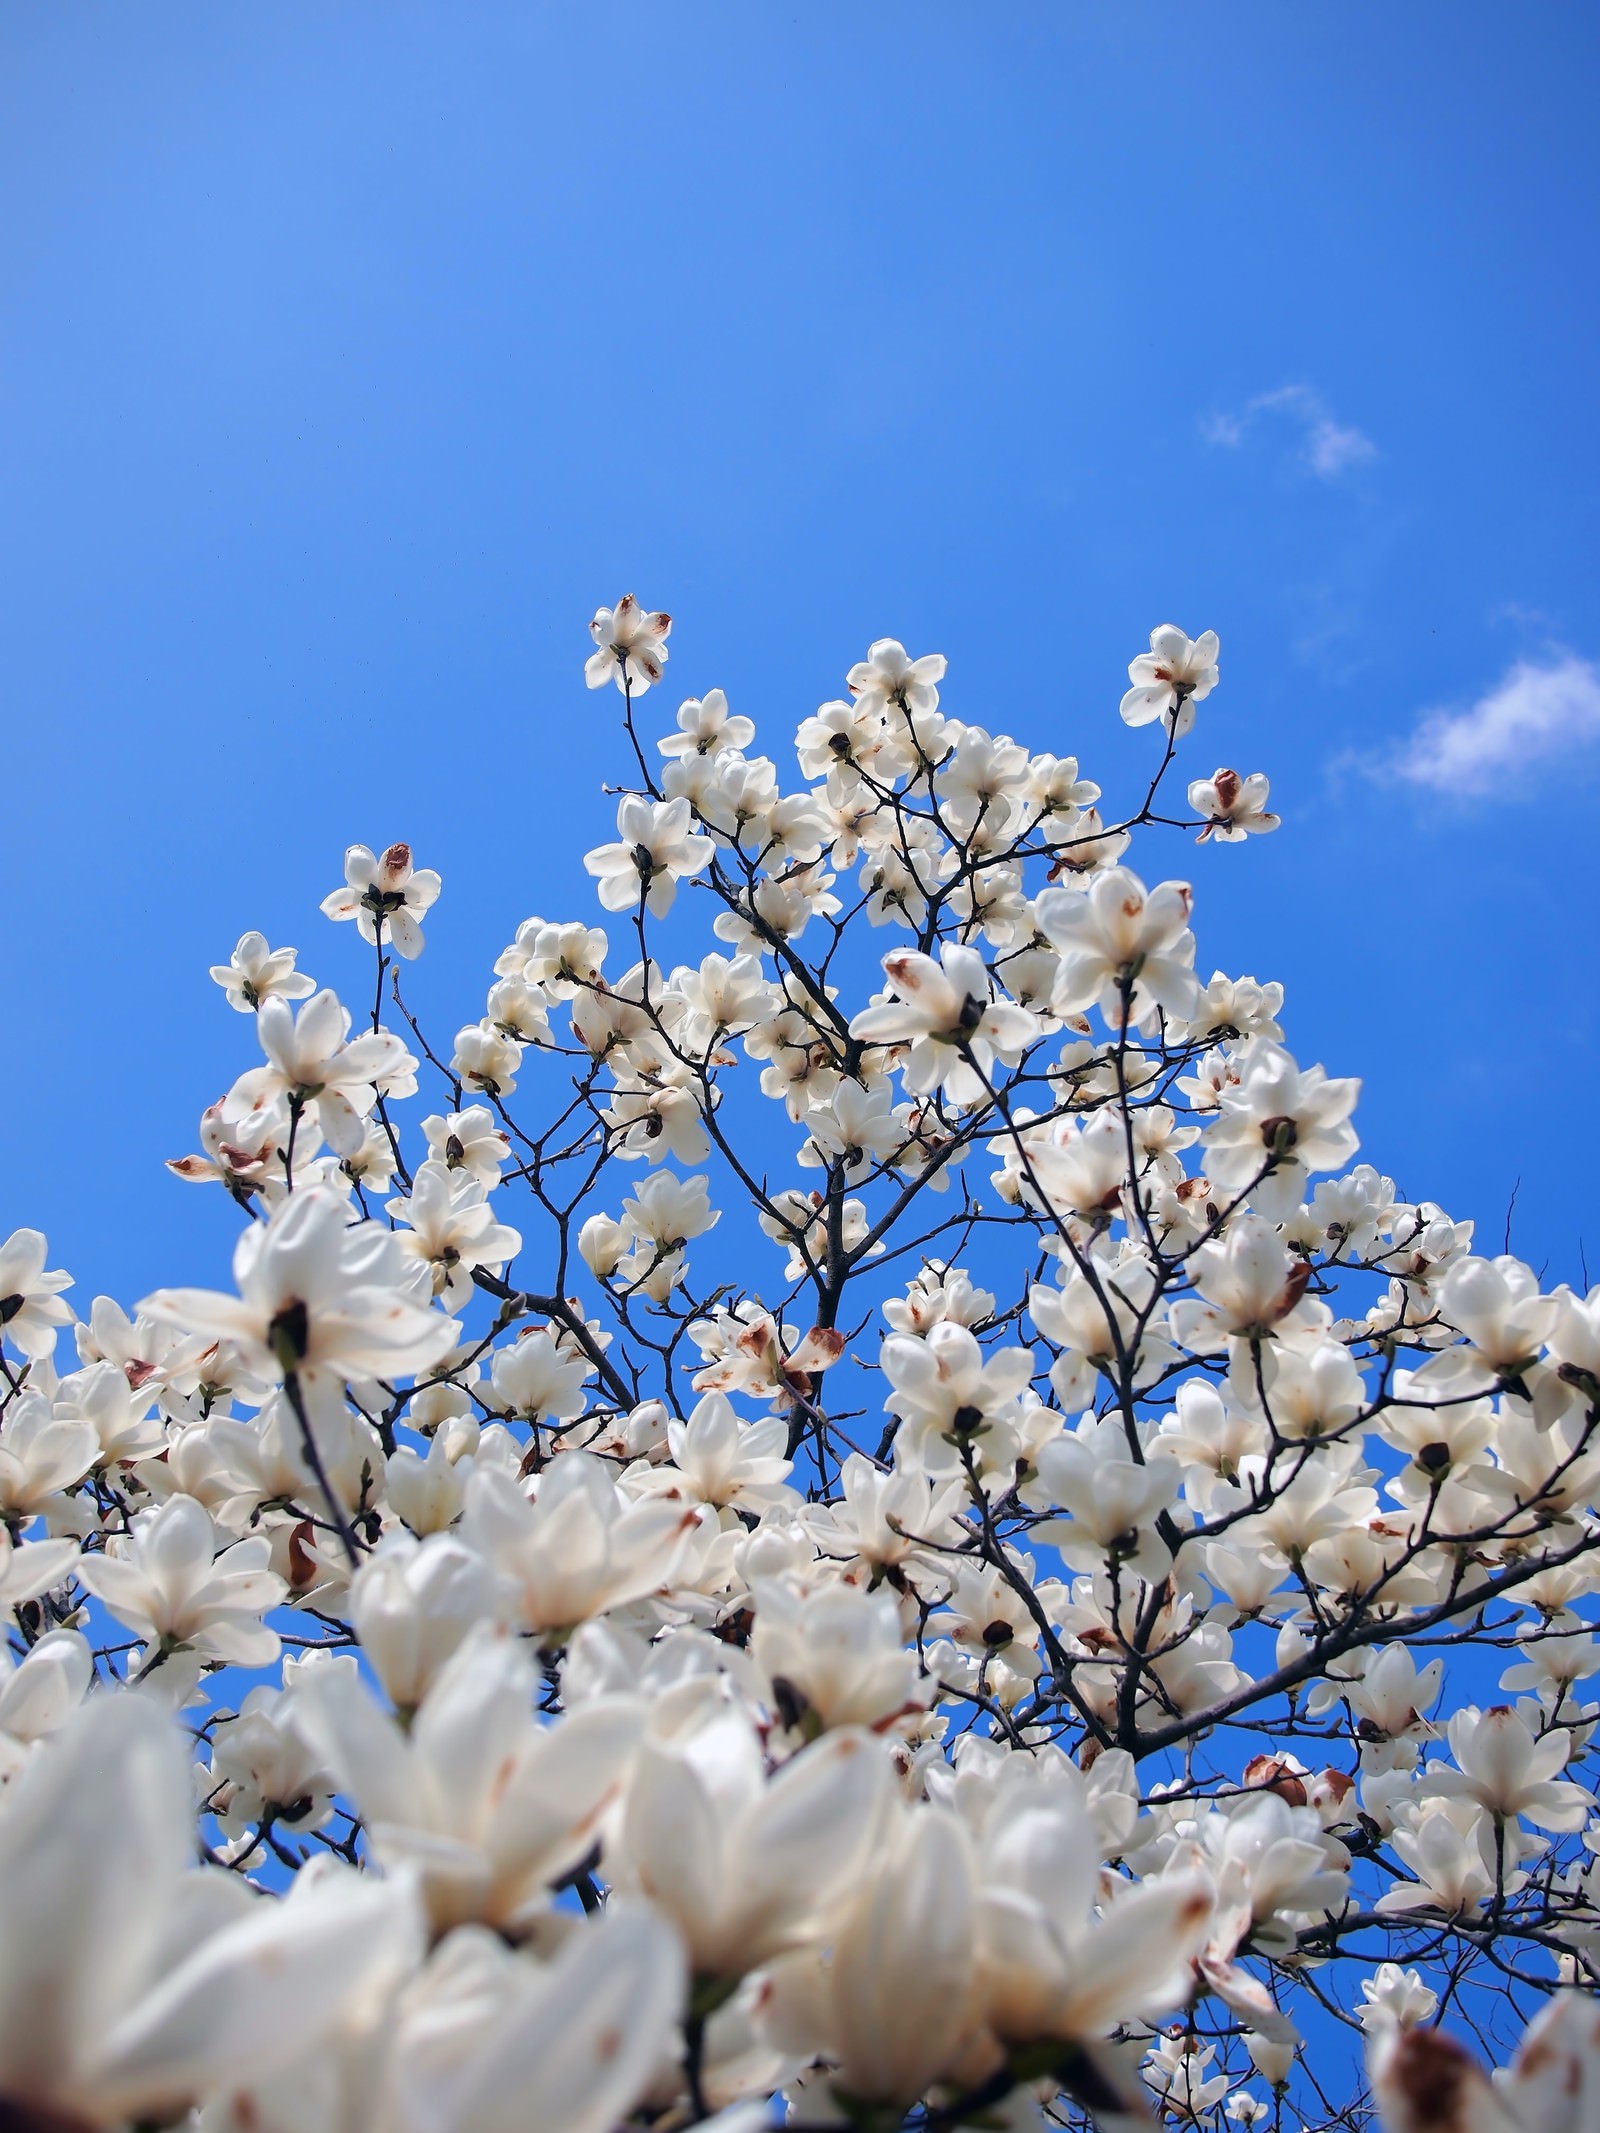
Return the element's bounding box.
[3,602,1600,2133]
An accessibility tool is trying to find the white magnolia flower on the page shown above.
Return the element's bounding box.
[1204,1039,1361,1219]
[461,1455,697,1643]
[584,794,715,916]
[809,1451,966,1596]
[1021,1411,1181,1581]
[634,1391,794,1518]
[1343,1644,1445,1743]
[166,1095,302,1200]
[224,988,417,1158]
[603,1068,712,1166]
[880,1320,1034,1476]
[349,1530,507,1710]
[488,1327,590,1428]
[1189,767,1280,842]
[796,1076,908,1183]
[380,1904,685,2133]
[585,593,671,693]
[1357,1961,1438,2034]
[1119,623,1220,738]
[796,695,892,782]
[0,1526,84,1616]
[818,1802,978,2108]
[1438,1703,1593,1830]
[0,1228,75,1360]
[752,1575,928,1736]
[1028,1249,1175,1406]
[319,842,443,960]
[1372,1992,1600,2133]
[846,637,946,720]
[619,1168,720,1248]
[77,1492,287,1671]
[421,1106,513,1186]
[0,1387,98,1518]
[142,1184,458,1389]
[1376,1797,1507,1918]
[850,943,1037,1104]
[1436,1254,1560,1380]
[612,1711,890,1977]
[209,931,316,1013]
[1188,971,1286,1044]
[388,1165,522,1306]
[1036,867,1201,1026]
[0,1693,422,2125]
[207,1654,347,1845]
[297,1623,644,1934]
[959,1756,1216,2052]
[0,1629,92,1780]
[658,685,755,760]
[451,1021,525,1097]
[671,949,776,1051]
[1170,1214,1312,1351]
[1145,2035,1233,2116]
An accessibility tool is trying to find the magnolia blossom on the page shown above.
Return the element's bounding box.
[1372,1992,1600,2133]
[1436,1704,1592,1830]
[612,1714,889,1977]
[0,1387,97,1517]
[421,1104,512,1186]
[348,1531,508,1709]
[1189,767,1280,842]
[1204,1038,1361,1218]
[1357,1962,1438,2034]
[1022,1412,1181,1579]
[659,685,756,761]
[1119,622,1221,738]
[388,1164,523,1306]
[584,794,715,916]
[462,1455,696,1642]
[78,1492,287,1672]
[638,1390,794,1517]
[142,1183,458,1388]
[751,1576,928,1735]
[320,842,443,959]
[1035,867,1201,1025]
[209,931,317,1013]
[846,636,946,720]
[376,1904,685,2133]
[0,1630,91,1779]
[451,1021,525,1096]
[880,1319,1034,1476]
[585,593,671,693]
[1437,1253,1561,1381]
[816,1804,977,2107]
[0,1695,421,2126]
[223,988,416,1158]
[850,943,1037,1104]
[0,1227,75,1359]
[296,1625,643,1934]
[1170,1213,1313,1349]
[485,1334,586,1439]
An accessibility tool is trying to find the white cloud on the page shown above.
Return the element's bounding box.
[1393,654,1600,796]
[1202,384,1375,480]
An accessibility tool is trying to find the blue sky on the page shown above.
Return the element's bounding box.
[2,3,1596,1308]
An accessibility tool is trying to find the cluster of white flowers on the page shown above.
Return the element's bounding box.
[0,601,1595,2133]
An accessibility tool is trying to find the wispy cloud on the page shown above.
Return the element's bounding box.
[1202,384,1376,480]
[1392,654,1600,796]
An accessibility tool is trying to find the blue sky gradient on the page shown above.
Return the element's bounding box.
[2,3,1596,1306]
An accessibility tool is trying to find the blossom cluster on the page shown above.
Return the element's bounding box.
[0,606,1595,2132]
